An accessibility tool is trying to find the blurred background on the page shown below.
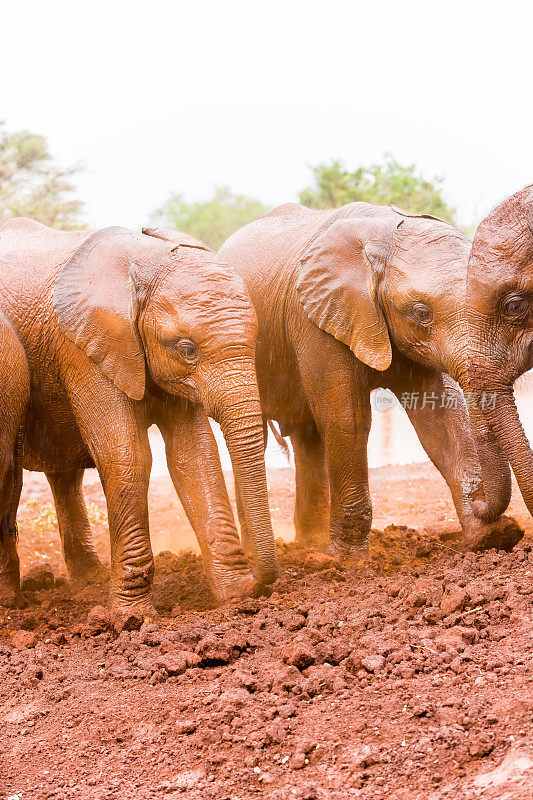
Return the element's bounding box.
[2,0,532,470]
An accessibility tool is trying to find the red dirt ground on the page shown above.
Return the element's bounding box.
[1,463,532,799]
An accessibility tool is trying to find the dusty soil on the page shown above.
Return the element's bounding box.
[1,462,532,799]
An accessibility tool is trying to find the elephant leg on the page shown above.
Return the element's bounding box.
[47,468,105,585]
[0,446,21,606]
[67,390,154,611]
[322,402,372,557]
[153,397,260,602]
[299,342,372,557]
[97,437,153,611]
[292,422,330,547]
[388,368,520,551]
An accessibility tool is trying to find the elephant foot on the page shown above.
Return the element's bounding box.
[0,554,21,607]
[109,558,156,619]
[463,515,524,553]
[110,601,159,630]
[65,539,107,585]
[68,558,108,589]
[324,533,370,561]
[0,577,20,608]
[215,573,264,603]
[295,531,329,549]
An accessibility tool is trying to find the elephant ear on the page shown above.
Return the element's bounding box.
[141,227,210,252]
[296,219,392,371]
[53,227,146,401]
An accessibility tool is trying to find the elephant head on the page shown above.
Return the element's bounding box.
[53,225,277,585]
[466,185,533,518]
[296,202,511,519]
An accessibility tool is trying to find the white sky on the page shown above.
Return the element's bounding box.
[2,0,532,230]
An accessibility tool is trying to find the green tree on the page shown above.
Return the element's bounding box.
[299,155,456,223]
[0,122,84,229]
[150,186,271,250]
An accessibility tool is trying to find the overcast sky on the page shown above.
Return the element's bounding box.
[2,0,532,230]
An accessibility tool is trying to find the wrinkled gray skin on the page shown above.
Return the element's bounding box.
[0,219,277,611]
[467,184,533,520]
[220,202,519,557]
[0,311,29,605]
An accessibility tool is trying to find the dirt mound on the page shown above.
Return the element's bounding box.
[1,530,532,799]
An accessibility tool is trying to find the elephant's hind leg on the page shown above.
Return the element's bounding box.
[0,448,21,606]
[292,423,330,547]
[47,468,105,584]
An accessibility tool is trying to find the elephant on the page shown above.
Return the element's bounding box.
[218,201,520,557]
[0,218,277,611]
[466,184,533,520]
[0,311,29,604]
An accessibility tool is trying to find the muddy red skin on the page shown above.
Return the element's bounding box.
[0,219,277,611]
[220,202,519,556]
[0,311,29,604]
[467,184,533,521]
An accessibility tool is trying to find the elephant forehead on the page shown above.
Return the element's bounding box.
[147,290,257,347]
[155,260,252,305]
[468,264,533,315]
[388,249,468,302]
[472,226,527,261]
[152,281,256,322]
[392,221,468,272]
[395,223,470,261]
[473,206,533,262]
[469,229,533,299]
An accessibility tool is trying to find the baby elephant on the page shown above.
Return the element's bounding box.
[219,201,520,556]
[0,219,277,612]
[0,311,29,605]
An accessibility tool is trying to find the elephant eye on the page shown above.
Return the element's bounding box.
[410,302,433,326]
[174,338,200,362]
[501,294,529,321]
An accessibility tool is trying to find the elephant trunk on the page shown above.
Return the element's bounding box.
[469,377,533,517]
[453,365,512,521]
[219,410,278,585]
[203,362,278,586]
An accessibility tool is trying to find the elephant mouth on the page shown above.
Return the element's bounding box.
[175,380,198,403]
[156,375,198,404]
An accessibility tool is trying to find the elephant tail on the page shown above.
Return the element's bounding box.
[267,420,291,461]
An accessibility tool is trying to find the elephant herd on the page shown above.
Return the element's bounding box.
[0,185,532,613]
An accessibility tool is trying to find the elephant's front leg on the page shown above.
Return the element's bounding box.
[98,439,153,610]
[153,397,260,602]
[321,400,373,557]
[47,468,105,585]
[69,390,154,611]
[389,368,522,552]
[299,342,373,557]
